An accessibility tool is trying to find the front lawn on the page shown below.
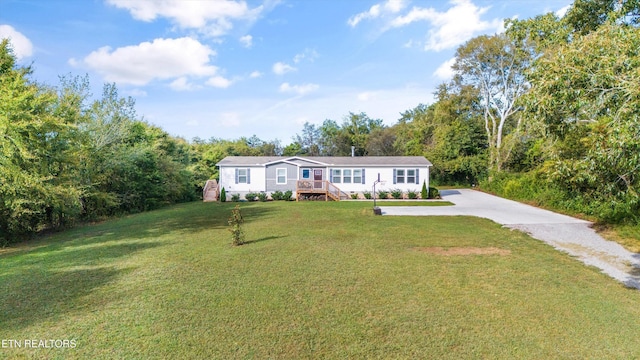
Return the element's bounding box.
[372,200,454,206]
[2,201,640,359]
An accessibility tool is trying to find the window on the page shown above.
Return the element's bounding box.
[329,168,364,184]
[353,169,364,184]
[302,169,310,179]
[407,169,416,184]
[394,168,419,184]
[276,168,287,184]
[332,169,341,183]
[343,169,352,183]
[237,168,249,184]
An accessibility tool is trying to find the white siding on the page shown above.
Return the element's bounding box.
[218,166,267,194]
[328,166,429,193]
[216,160,431,200]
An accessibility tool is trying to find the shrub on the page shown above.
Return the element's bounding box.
[257,192,268,202]
[428,187,440,199]
[245,192,258,202]
[271,190,284,201]
[363,191,372,199]
[231,194,240,202]
[421,181,428,199]
[283,190,293,201]
[407,190,418,199]
[228,204,244,246]
[220,187,227,202]
[377,190,389,199]
[350,193,359,199]
[391,189,403,199]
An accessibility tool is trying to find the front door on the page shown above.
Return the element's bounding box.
[313,169,323,189]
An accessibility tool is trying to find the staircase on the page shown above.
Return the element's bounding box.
[326,182,342,201]
[203,179,219,202]
[296,180,344,201]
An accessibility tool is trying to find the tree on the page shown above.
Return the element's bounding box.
[524,22,640,222]
[293,122,321,155]
[340,112,383,156]
[452,33,534,171]
[565,0,640,35]
[393,86,487,185]
[282,141,303,156]
[366,127,399,156]
[0,40,83,242]
[318,119,344,156]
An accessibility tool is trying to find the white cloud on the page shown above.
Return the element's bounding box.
[0,25,33,60]
[249,71,262,78]
[348,4,381,27]
[76,37,218,86]
[124,88,148,97]
[170,76,199,91]
[279,82,319,95]
[272,61,297,75]
[433,57,456,80]
[403,39,417,48]
[106,0,261,37]
[384,0,406,13]
[348,0,406,27]
[135,84,435,142]
[220,112,241,128]
[206,76,232,88]
[555,5,571,18]
[357,91,376,101]
[293,48,318,63]
[239,34,253,48]
[390,0,502,51]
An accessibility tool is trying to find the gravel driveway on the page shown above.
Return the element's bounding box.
[380,189,640,289]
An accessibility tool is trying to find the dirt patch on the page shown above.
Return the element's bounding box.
[413,247,511,256]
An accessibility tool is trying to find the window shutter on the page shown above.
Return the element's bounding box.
[247,168,250,184]
[393,169,397,184]
[329,168,332,182]
[415,168,420,184]
[235,168,239,184]
[361,168,365,184]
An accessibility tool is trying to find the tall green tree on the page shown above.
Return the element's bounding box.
[340,112,383,156]
[565,0,640,35]
[452,33,535,171]
[0,40,83,243]
[396,85,487,184]
[524,22,640,222]
[294,122,321,155]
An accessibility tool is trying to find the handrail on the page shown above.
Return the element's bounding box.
[327,182,341,201]
[203,179,219,201]
[296,180,342,201]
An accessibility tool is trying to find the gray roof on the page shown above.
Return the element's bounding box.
[216,156,432,167]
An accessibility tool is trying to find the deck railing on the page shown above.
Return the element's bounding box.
[296,180,342,201]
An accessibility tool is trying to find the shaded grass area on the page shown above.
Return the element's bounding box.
[2,201,640,359]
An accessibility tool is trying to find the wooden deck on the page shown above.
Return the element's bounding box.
[296,180,343,201]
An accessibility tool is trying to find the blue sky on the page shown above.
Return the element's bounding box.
[1,0,570,144]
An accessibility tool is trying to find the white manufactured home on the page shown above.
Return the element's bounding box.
[213,156,432,201]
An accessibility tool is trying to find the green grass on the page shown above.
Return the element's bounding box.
[597,223,640,253]
[372,200,454,206]
[2,201,640,359]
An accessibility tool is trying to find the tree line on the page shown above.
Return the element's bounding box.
[1,41,202,245]
[1,0,638,245]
